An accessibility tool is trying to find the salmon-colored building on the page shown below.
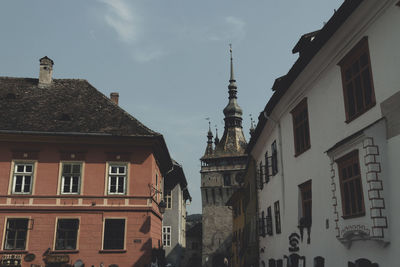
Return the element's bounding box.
[0,57,172,267]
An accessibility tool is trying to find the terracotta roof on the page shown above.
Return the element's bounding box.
[0,77,157,136]
[247,0,364,153]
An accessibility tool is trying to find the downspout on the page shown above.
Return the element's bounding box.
[263,111,285,213]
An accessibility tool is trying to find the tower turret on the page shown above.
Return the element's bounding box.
[203,121,214,157]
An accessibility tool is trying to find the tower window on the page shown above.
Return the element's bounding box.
[223,173,231,186]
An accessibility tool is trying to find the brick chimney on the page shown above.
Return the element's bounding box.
[110,92,119,105]
[38,56,54,88]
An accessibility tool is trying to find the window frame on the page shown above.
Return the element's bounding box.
[164,190,172,209]
[274,201,281,234]
[271,141,278,175]
[291,98,311,156]
[54,218,79,251]
[299,180,312,226]
[107,163,128,195]
[266,206,273,236]
[60,162,83,195]
[11,162,35,195]
[336,150,365,219]
[102,218,126,250]
[339,37,376,123]
[3,218,29,251]
[162,226,171,247]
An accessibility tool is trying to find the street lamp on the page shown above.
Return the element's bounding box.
[159,200,167,214]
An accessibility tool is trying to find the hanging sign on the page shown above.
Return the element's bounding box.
[44,255,69,264]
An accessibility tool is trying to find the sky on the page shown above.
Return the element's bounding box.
[0,0,343,214]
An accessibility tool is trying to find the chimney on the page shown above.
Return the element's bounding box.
[38,56,54,87]
[110,92,119,105]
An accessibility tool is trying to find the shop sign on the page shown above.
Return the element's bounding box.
[1,254,22,266]
[44,255,69,264]
[24,254,35,262]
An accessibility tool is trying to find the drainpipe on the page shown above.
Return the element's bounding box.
[263,111,285,213]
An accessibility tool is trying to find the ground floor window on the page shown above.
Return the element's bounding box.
[55,219,79,250]
[4,218,29,250]
[103,219,125,250]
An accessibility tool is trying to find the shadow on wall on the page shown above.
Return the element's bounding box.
[132,238,152,267]
[140,216,151,234]
[206,234,232,267]
[165,243,183,266]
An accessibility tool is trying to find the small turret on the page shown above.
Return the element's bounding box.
[214,127,220,146]
[249,115,255,136]
[204,122,214,157]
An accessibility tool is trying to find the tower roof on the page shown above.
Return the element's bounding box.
[212,45,247,158]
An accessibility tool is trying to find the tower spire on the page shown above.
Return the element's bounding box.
[214,126,220,146]
[204,120,214,156]
[223,44,243,128]
[230,44,235,81]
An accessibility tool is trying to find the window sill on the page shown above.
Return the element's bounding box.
[345,103,376,124]
[342,212,365,220]
[51,250,79,254]
[99,249,126,254]
[294,145,311,157]
[0,250,28,254]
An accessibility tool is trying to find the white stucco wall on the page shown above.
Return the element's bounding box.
[252,1,400,266]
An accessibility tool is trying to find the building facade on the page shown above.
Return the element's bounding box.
[0,57,172,267]
[200,49,247,267]
[163,160,191,267]
[248,0,400,266]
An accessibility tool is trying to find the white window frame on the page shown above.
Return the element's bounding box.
[162,226,171,247]
[107,164,127,195]
[12,162,34,194]
[60,162,82,194]
[164,190,172,209]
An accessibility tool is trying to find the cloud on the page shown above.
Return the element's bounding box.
[98,0,140,44]
[207,16,246,42]
[132,48,165,63]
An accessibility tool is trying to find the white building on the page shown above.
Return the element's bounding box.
[247,0,400,266]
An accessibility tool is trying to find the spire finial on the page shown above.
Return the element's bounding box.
[229,44,234,81]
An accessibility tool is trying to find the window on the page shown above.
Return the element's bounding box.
[108,164,126,194]
[103,219,125,250]
[291,98,311,156]
[266,206,273,236]
[274,201,281,234]
[223,173,231,186]
[61,163,82,194]
[12,163,34,194]
[164,190,172,209]
[339,37,375,122]
[271,141,278,175]
[4,218,28,250]
[191,242,198,250]
[259,211,266,237]
[162,226,171,247]
[55,219,79,250]
[336,150,365,218]
[299,180,312,226]
[264,152,270,183]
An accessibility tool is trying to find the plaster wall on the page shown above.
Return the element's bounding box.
[252,1,400,266]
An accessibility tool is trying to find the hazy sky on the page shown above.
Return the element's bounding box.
[0,0,342,214]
